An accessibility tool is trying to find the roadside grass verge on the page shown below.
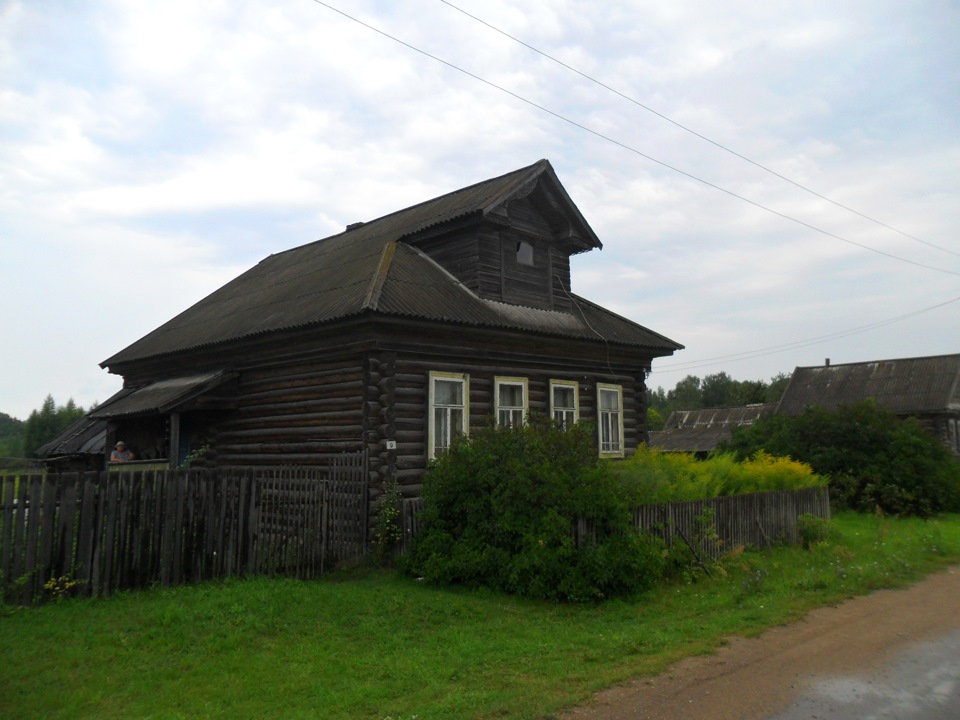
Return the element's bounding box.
[2,512,959,720]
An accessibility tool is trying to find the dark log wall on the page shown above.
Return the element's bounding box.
[914,414,960,457]
[409,231,481,294]
[499,198,574,312]
[380,352,647,497]
[413,199,574,313]
[216,359,366,466]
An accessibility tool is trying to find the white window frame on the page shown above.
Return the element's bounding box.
[549,379,579,429]
[494,376,528,428]
[428,371,469,459]
[597,383,624,458]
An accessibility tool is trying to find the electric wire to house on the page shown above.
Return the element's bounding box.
[650,291,960,376]
[439,0,960,261]
[309,0,960,279]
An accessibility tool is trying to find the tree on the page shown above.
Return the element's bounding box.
[22,395,86,458]
[699,372,734,408]
[0,411,26,466]
[667,375,702,410]
[647,407,666,431]
[649,370,790,419]
[765,372,791,404]
[721,400,960,517]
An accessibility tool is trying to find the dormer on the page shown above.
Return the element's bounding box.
[403,160,601,313]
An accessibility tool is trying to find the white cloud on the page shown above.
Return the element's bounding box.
[1,0,959,420]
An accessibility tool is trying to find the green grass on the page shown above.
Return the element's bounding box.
[3,512,959,720]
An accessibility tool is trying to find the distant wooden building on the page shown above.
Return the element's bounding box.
[87,160,682,497]
[648,404,774,455]
[776,354,960,456]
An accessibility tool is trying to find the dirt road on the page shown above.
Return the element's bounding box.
[561,567,960,720]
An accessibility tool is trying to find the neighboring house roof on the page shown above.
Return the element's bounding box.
[776,354,960,416]
[648,404,775,453]
[102,160,681,368]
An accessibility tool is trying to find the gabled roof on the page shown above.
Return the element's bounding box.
[776,354,960,416]
[648,404,774,453]
[102,160,682,367]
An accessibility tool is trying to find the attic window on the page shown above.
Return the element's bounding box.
[516,240,534,266]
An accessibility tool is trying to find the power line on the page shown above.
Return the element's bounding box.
[651,292,960,375]
[440,0,960,261]
[309,1,960,278]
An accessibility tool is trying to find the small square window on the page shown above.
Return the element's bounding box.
[516,240,534,266]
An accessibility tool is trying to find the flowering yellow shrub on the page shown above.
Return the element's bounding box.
[615,445,825,504]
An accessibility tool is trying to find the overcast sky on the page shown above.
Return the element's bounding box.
[2,0,959,421]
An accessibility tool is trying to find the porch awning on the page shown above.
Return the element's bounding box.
[89,371,235,419]
[36,416,109,458]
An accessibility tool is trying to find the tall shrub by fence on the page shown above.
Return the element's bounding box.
[0,456,367,604]
[401,486,831,559]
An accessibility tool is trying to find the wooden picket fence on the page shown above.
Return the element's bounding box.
[629,486,831,561]
[0,455,367,604]
[400,486,831,559]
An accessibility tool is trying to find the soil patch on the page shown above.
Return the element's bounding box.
[560,566,960,720]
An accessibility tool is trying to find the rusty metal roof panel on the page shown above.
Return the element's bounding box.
[777,354,960,416]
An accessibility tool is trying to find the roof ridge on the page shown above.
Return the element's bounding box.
[793,352,960,370]
[268,159,549,260]
[362,241,398,311]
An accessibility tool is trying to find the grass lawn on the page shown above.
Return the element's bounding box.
[2,512,959,720]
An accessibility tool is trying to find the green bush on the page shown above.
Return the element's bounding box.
[404,418,665,601]
[721,400,960,517]
[796,513,838,549]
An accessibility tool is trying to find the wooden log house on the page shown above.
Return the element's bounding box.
[88,160,683,505]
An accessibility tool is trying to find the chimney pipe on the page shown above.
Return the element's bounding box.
[825,358,830,367]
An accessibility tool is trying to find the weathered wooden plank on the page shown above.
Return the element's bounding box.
[88,474,108,597]
[101,476,120,596]
[36,476,59,592]
[0,476,16,592]
[21,477,44,600]
[75,474,98,595]
[8,474,31,598]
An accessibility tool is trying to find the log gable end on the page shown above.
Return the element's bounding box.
[409,195,579,313]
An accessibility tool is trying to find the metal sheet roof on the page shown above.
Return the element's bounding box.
[35,416,108,458]
[89,371,233,418]
[648,404,775,453]
[377,244,680,348]
[101,160,680,367]
[777,354,960,416]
